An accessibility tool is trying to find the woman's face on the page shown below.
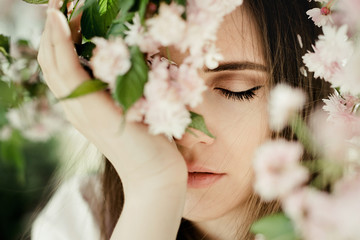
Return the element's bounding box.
[168,6,270,224]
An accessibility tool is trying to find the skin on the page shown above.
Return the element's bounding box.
[39,1,269,239]
[172,7,270,239]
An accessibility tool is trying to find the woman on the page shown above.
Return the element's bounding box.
[33,0,331,239]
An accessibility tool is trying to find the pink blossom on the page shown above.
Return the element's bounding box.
[306,7,333,27]
[144,56,171,102]
[126,98,148,122]
[203,43,224,70]
[145,97,191,140]
[323,94,360,125]
[188,0,243,17]
[175,64,207,108]
[253,140,308,201]
[124,13,159,54]
[268,84,306,131]
[331,48,360,96]
[302,25,353,82]
[143,57,192,139]
[124,13,143,46]
[179,0,242,66]
[90,37,131,90]
[147,2,186,47]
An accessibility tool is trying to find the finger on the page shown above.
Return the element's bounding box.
[48,9,89,87]
[38,13,58,77]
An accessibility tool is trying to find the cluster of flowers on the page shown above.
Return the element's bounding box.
[90,0,243,139]
[0,38,66,142]
[252,0,360,239]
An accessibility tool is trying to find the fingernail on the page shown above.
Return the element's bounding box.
[48,9,71,37]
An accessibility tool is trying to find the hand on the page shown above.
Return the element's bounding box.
[38,0,188,197]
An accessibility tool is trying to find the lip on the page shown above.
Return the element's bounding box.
[187,172,225,188]
[186,164,225,188]
[186,164,223,174]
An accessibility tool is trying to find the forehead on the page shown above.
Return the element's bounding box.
[216,6,265,65]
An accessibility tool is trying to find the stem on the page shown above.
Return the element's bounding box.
[290,114,317,157]
[166,47,171,62]
[68,0,80,22]
[326,0,337,9]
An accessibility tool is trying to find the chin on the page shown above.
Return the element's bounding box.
[182,184,253,222]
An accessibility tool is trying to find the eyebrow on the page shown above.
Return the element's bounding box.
[204,61,268,73]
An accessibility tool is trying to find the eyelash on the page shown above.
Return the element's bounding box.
[214,86,262,101]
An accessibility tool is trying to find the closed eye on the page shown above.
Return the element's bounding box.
[214,86,262,101]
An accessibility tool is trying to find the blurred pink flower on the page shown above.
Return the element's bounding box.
[310,109,358,163]
[90,37,131,90]
[284,175,360,240]
[306,7,333,27]
[253,140,308,201]
[147,2,186,47]
[6,100,66,142]
[302,25,353,82]
[283,188,337,240]
[268,84,306,131]
[332,0,360,35]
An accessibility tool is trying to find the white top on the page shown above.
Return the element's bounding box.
[32,176,102,240]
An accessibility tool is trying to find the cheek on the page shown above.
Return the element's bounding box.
[212,94,270,174]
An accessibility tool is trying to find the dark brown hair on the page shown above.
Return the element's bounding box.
[100,0,331,239]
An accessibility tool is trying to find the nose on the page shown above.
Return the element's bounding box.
[176,123,215,149]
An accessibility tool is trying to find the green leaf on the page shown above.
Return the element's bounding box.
[138,0,149,21]
[81,0,121,39]
[0,35,10,53]
[105,0,138,37]
[60,0,70,17]
[113,46,148,112]
[188,112,214,138]
[21,0,48,4]
[0,130,25,184]
[0,35,10,58]
[59,79,108,100]
[174,0,186,7]
[250,213,299,240]
[119,0,135,13]
[0,105,8,127]
[75,42,96,60]
[107,12,135,37]
[0,80,18,108]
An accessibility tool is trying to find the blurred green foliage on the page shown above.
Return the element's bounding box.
[0,138,59,240]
